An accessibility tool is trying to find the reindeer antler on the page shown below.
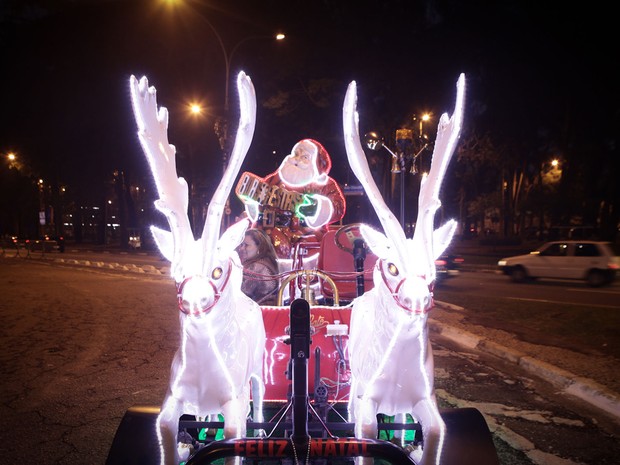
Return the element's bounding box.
[129,72,256,279]
[129,75,191,276]
[202,72,256,261]
[343,76,465,280]
[343,81,409,266]
[412,74,465,277]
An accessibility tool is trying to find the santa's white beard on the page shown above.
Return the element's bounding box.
[280,163,313,186]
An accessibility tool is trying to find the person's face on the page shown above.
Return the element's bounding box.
[279,141,318,186]
[238,236,259,262]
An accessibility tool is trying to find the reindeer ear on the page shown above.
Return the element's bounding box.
[217,218,251,258]
[150,225,174,262]
[360,224,392,259]
[432,219,457,259]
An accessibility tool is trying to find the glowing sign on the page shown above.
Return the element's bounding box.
[236,172,306,213]
[232,439,371,458]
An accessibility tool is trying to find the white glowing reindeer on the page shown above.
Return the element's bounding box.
[129,72,266,465]
[343,74,465,465]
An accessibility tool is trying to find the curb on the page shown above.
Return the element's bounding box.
[430,301,620,423]
[52,257,171,276]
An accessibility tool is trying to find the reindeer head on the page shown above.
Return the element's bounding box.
[343,75,465,315]
[129,72,256,316]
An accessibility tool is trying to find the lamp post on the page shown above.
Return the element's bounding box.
[209,31,284,229]
[415,113,431,139]
[38,178,46,238]
[211,32,285,175]
[169,2,284,169]
[165,1,284,228]
[184,103,203,232]
[395,129,413,226]
[364,116,432,232]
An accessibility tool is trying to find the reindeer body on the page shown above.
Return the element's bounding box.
[347,247,443,465]
[129,72,265,465]
[348,289,435,414]
[344,75,466,465]
[158,260,265,464]
[160,252,264,414]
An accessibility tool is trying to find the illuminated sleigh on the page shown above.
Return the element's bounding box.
[106,73,499,465]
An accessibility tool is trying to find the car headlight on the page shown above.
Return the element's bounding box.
[498,260,507,266]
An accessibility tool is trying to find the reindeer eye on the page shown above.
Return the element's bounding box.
[387,263,399,276]
[212,267,223,280]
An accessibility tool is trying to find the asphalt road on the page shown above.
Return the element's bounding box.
[0,258,176,465]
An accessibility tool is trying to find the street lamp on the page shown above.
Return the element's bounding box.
[164,1,285,227]
[6,151,23,171]
[212,31,285,172]
[165,1,284,164]
[207,30,285,229]
[221,33,286,114]
[364,123,431,231]
[189,103,202,115]
[537,158,562,237]
[415,113,431,139]
[541,158,562,185]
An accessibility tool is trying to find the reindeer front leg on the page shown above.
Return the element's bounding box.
[410,398,445,465]
[156,395,183,465]
[353,396,379,465]
[221,397,247,439]
[221,397,248,465]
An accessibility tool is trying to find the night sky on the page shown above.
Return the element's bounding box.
[1,0,617,217]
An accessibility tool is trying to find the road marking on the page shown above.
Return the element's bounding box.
[507,297,620,309]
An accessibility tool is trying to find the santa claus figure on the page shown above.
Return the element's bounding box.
[235,139,345,257]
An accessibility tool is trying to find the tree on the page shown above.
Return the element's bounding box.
[453,132,502,235]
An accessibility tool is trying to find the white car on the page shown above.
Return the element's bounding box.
[497,240,619,287]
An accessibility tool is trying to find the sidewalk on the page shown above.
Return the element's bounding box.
[429,300,620,425]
